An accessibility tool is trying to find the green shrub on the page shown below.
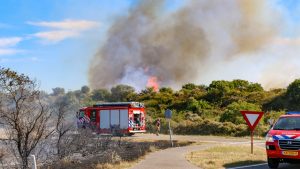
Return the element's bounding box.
[263,111,285,125]
[220,101,261,125]
[171,119,266,137]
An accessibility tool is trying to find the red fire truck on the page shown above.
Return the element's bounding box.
[77,102,146,135]
[266,112,300,168]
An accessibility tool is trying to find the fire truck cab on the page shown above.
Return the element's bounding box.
[266,112,300,168]
[77,102,146,136]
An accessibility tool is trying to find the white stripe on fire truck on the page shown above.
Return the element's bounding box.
[273,135,299,140]
[285,135,295,138]
[128,120,133,127]
[83,115,90,123]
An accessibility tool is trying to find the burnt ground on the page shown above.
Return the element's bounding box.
[42,135,194,169]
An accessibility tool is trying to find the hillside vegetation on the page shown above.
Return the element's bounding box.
[54,79,300,136]
[1,68,299,168]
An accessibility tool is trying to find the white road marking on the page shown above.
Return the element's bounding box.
[227,163,267,169]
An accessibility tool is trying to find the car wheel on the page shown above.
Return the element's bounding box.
[267,158,279,169]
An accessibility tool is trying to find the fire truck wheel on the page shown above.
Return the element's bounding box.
[267,157,279,169]
[128,133,135,136]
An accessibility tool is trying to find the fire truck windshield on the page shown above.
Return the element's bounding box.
[273,117,300,130]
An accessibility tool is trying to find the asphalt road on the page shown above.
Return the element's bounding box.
[129,134,300,169]
[228,163,300,169]
[226,142,300,169]
[131,144,210,169]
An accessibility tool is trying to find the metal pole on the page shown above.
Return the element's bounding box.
[168,119,173,147]
[31,155,37,169]
[251,131,253,154]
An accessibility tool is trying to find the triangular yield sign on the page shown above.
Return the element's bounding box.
[240,111,264,131]
[245,114,259,126]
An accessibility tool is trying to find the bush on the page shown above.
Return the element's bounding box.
[172,119,266,137]
[263,111,285,125]
[220,101,261,125]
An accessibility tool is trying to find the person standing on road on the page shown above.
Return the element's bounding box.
[155,118,161,136]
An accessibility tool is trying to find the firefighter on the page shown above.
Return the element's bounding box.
[136,117,141,126]
[155,118,161,136]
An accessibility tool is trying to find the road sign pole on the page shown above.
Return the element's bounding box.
[165,109,173,147]
[251,131,253,154]
[240,111,264,155]
[168,119,173,147]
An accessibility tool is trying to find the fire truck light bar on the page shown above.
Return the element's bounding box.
[93,102,144,108]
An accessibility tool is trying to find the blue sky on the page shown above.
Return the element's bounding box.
[0,0,134,92]
[1,0,300,92]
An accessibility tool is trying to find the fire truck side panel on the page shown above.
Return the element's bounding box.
[120,109,129,129]
[100,110,110,129]
[110,110,119,126]
[78,102,146,135]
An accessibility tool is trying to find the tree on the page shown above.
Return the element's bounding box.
[205,80,264,107]
[137,87,157,101]
[220,101,261,124]
[91,88,111,101]
[182,83,197,90]
[262,89,287,111]
[51,87,65,96]
[81,85,90,95]
[186,97,198,112]
[206,80,231,105]
[0,68,52,169]
[286,79,300,110]
[247,83,263,92]
[159,87,173,94]
[52,96,75,159]
[231,79,249,91]
[110,84,135,101]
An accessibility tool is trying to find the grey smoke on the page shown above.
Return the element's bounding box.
[89,0,280,90]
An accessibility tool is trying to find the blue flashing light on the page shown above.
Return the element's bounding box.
[286,112,300,115]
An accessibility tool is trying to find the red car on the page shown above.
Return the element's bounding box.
[266,112,300,168]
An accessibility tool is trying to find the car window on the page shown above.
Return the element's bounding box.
[273,117,300,130]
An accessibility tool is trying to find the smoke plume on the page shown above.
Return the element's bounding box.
[89,0,280,90]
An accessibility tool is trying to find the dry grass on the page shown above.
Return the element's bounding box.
[148,145,158,152]
[186,145,266,169]
[43,138,194,169]
[95,160,139,169]
[48,159,139,169]
[93,140,194,169]
[94,145,156,169]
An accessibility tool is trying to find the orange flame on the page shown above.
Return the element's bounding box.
[147,76,159,92]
